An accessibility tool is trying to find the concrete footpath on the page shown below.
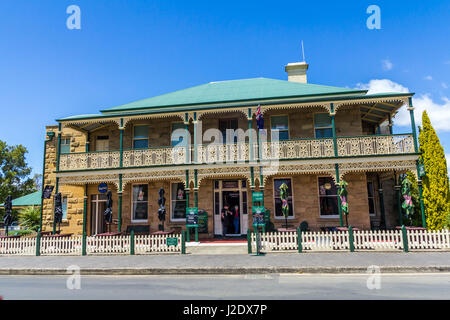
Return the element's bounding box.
[0,251,449,275]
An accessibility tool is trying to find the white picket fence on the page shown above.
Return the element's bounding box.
[253,231,298,251]
[86,235,131,254]
[253,231,350,252]
[408,229,450,250]
[0,233,182,256]
[2,230,449,255]
[252,229,450,252]
[353,230,404,251]
[0,237,36,255]
[302,231,349,251]
[135,234,182,254]
[41,235,83,255]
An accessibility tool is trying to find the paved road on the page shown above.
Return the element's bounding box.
[1,252,449,270]
[0,274,449,300]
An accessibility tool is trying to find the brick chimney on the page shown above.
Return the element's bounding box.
[285,62,309,83]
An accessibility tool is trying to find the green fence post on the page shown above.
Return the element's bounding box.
[348,226,355,252]
[195,227,198,242]
[82,231,87,256]
[130,230,135,255]
[35,232,41,257]
[181,230,186,254]
[402,225,409,252]
[186,227,190,242]
[247,229,252,254]
[297,227,302,253]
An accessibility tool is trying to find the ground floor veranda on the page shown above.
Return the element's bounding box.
[42,159,422,237]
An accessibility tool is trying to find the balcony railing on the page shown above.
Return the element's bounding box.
[122,146,186,167]
[58,134,415,171]
[337,134,414,157]
[262,138,335,160]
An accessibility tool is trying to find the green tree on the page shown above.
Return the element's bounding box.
[18,206,41,232]
[0,140,37,202]
[418,111,450,230]
[0,140,37,222]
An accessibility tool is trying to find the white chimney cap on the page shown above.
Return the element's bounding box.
[285,62,309,83]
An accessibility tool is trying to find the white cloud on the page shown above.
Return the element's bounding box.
[446,154,450,174]
[424,75,433,81]
[356,79,450,132]
[382,59,393,71]
[357,79,409,94]
[442,82,448,89]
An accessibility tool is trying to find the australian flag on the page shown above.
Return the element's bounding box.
[256,105,264,130]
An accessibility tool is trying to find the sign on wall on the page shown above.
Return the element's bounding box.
[252,192,264,202]
[98,183,108,194]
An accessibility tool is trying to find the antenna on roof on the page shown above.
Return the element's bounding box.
[301,40,306,62]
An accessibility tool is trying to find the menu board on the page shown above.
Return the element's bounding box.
[198,211,208,233]
[252,206,266,226]
[186,207,199,226]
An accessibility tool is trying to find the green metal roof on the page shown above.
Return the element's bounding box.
[56,78,415,122]
[101,77,367,113]
[0,191,42,208]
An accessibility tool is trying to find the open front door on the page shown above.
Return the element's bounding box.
[213,180,248,236]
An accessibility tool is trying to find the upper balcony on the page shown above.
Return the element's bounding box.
[55,83,418,172]
[58,133,415,171]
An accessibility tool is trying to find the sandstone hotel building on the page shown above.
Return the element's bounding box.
[40,60,422,238]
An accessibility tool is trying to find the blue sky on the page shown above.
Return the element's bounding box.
[0,0,449,176]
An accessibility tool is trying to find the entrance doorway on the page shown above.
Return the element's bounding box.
[214,180,248,236]
[90,194,107,235]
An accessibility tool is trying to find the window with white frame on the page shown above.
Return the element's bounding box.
[60,138,71,154]
[367,181,376,216]
[271,115,289,141]
[133,125,149,149]
[318,177,339,217]
[132,184,148,221]
[273,178,294,218]
[314,113,333,138]
[171,182,187,220]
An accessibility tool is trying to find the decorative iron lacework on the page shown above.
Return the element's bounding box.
[59,151,120,171]
[334,96,409,113]
[196,167,253,188]
[259,102,331,115]
[261,163,336,186]
[61,119,122,131]
[58,135,416,172]
[262,139,335,160]
[122,147,187,167]
[197,109,250,121]
[59,174,120,190]
[336,135,414,157]
[338,160,418,179]
[121,170,186,189]
[197,143,250,164]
